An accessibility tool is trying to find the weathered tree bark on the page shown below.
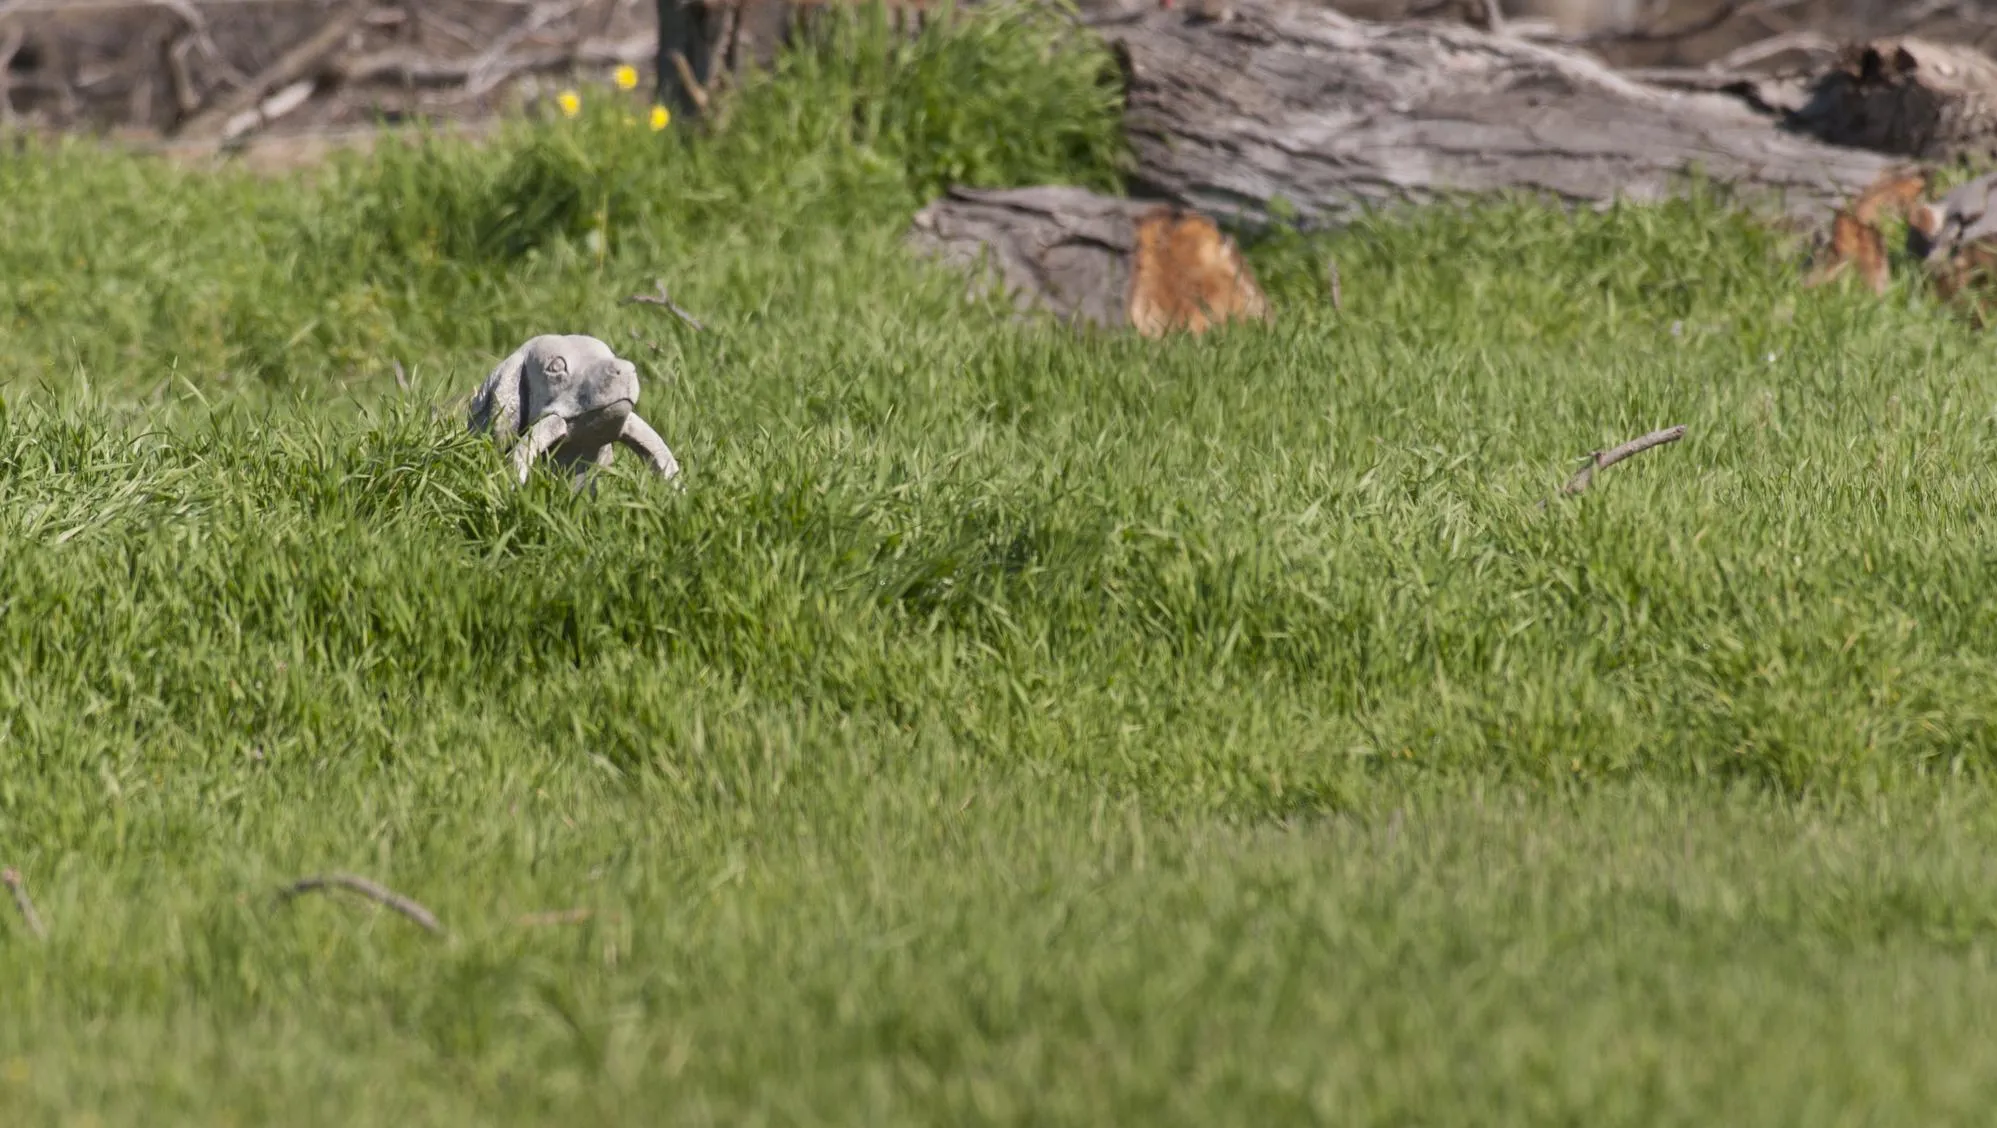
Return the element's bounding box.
[1098,0,1898,231]
[907,185,1271,336]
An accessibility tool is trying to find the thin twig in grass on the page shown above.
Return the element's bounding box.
[1326,258,1343,312]
[1541,425,1688,507]
[273,873,444,935]
[2,867,46,941]
[623,279,706,332]
[626,328,669,357]
[392,359,409,392]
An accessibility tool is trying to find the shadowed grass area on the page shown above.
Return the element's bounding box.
[6,2,1997,1123]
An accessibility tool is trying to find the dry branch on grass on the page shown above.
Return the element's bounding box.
[273,872,444,935]
[2,867,47,941]
[1548,425,1689,503]
[623,279,707,331]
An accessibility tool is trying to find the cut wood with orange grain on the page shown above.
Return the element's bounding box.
[907,185,1270,337]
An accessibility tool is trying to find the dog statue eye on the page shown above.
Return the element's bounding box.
[545,356,569,376]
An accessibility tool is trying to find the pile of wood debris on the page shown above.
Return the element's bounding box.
[0,0,655,146]
[907,2,1997,336]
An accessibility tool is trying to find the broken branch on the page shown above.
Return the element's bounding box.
[466,0,588,96]
[335,35,653,88]
[273,872,444,935]
[1556,425,1689,500]
[174,0,370,138]
[2,867,46,941]
[623,279,706,331]
[667,49,710,114]
[220,77,316,143]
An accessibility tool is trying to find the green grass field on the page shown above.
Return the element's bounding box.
[9,5,1997,1123]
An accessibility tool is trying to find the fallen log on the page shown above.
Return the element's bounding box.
[907,185,1271,336]
[1098,0,1898,230]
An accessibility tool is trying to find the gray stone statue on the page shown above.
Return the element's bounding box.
[468,334,681,488]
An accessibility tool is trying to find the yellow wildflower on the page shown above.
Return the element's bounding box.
[556,90,581,118]
[613,64,640,91]
[649,104,671,132]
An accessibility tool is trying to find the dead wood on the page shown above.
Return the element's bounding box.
[623,278,707,331]
[1572,0,1759,46]
[1798,165,1997,325]
[333,34,653,89]
[465,0,591,96]
[273,872,445,935]
[1786,38,1997,163]
[1804,165,1929,294]
[907,184,1271,337]
[653,0,935,116]
[173,0,370,139]
[667,47,709,113]
[2,867,46,941]
[2,0,654,137]
[1554,425,1688,501]
[1099,0,1897,231]
[1904,170,1997,324]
